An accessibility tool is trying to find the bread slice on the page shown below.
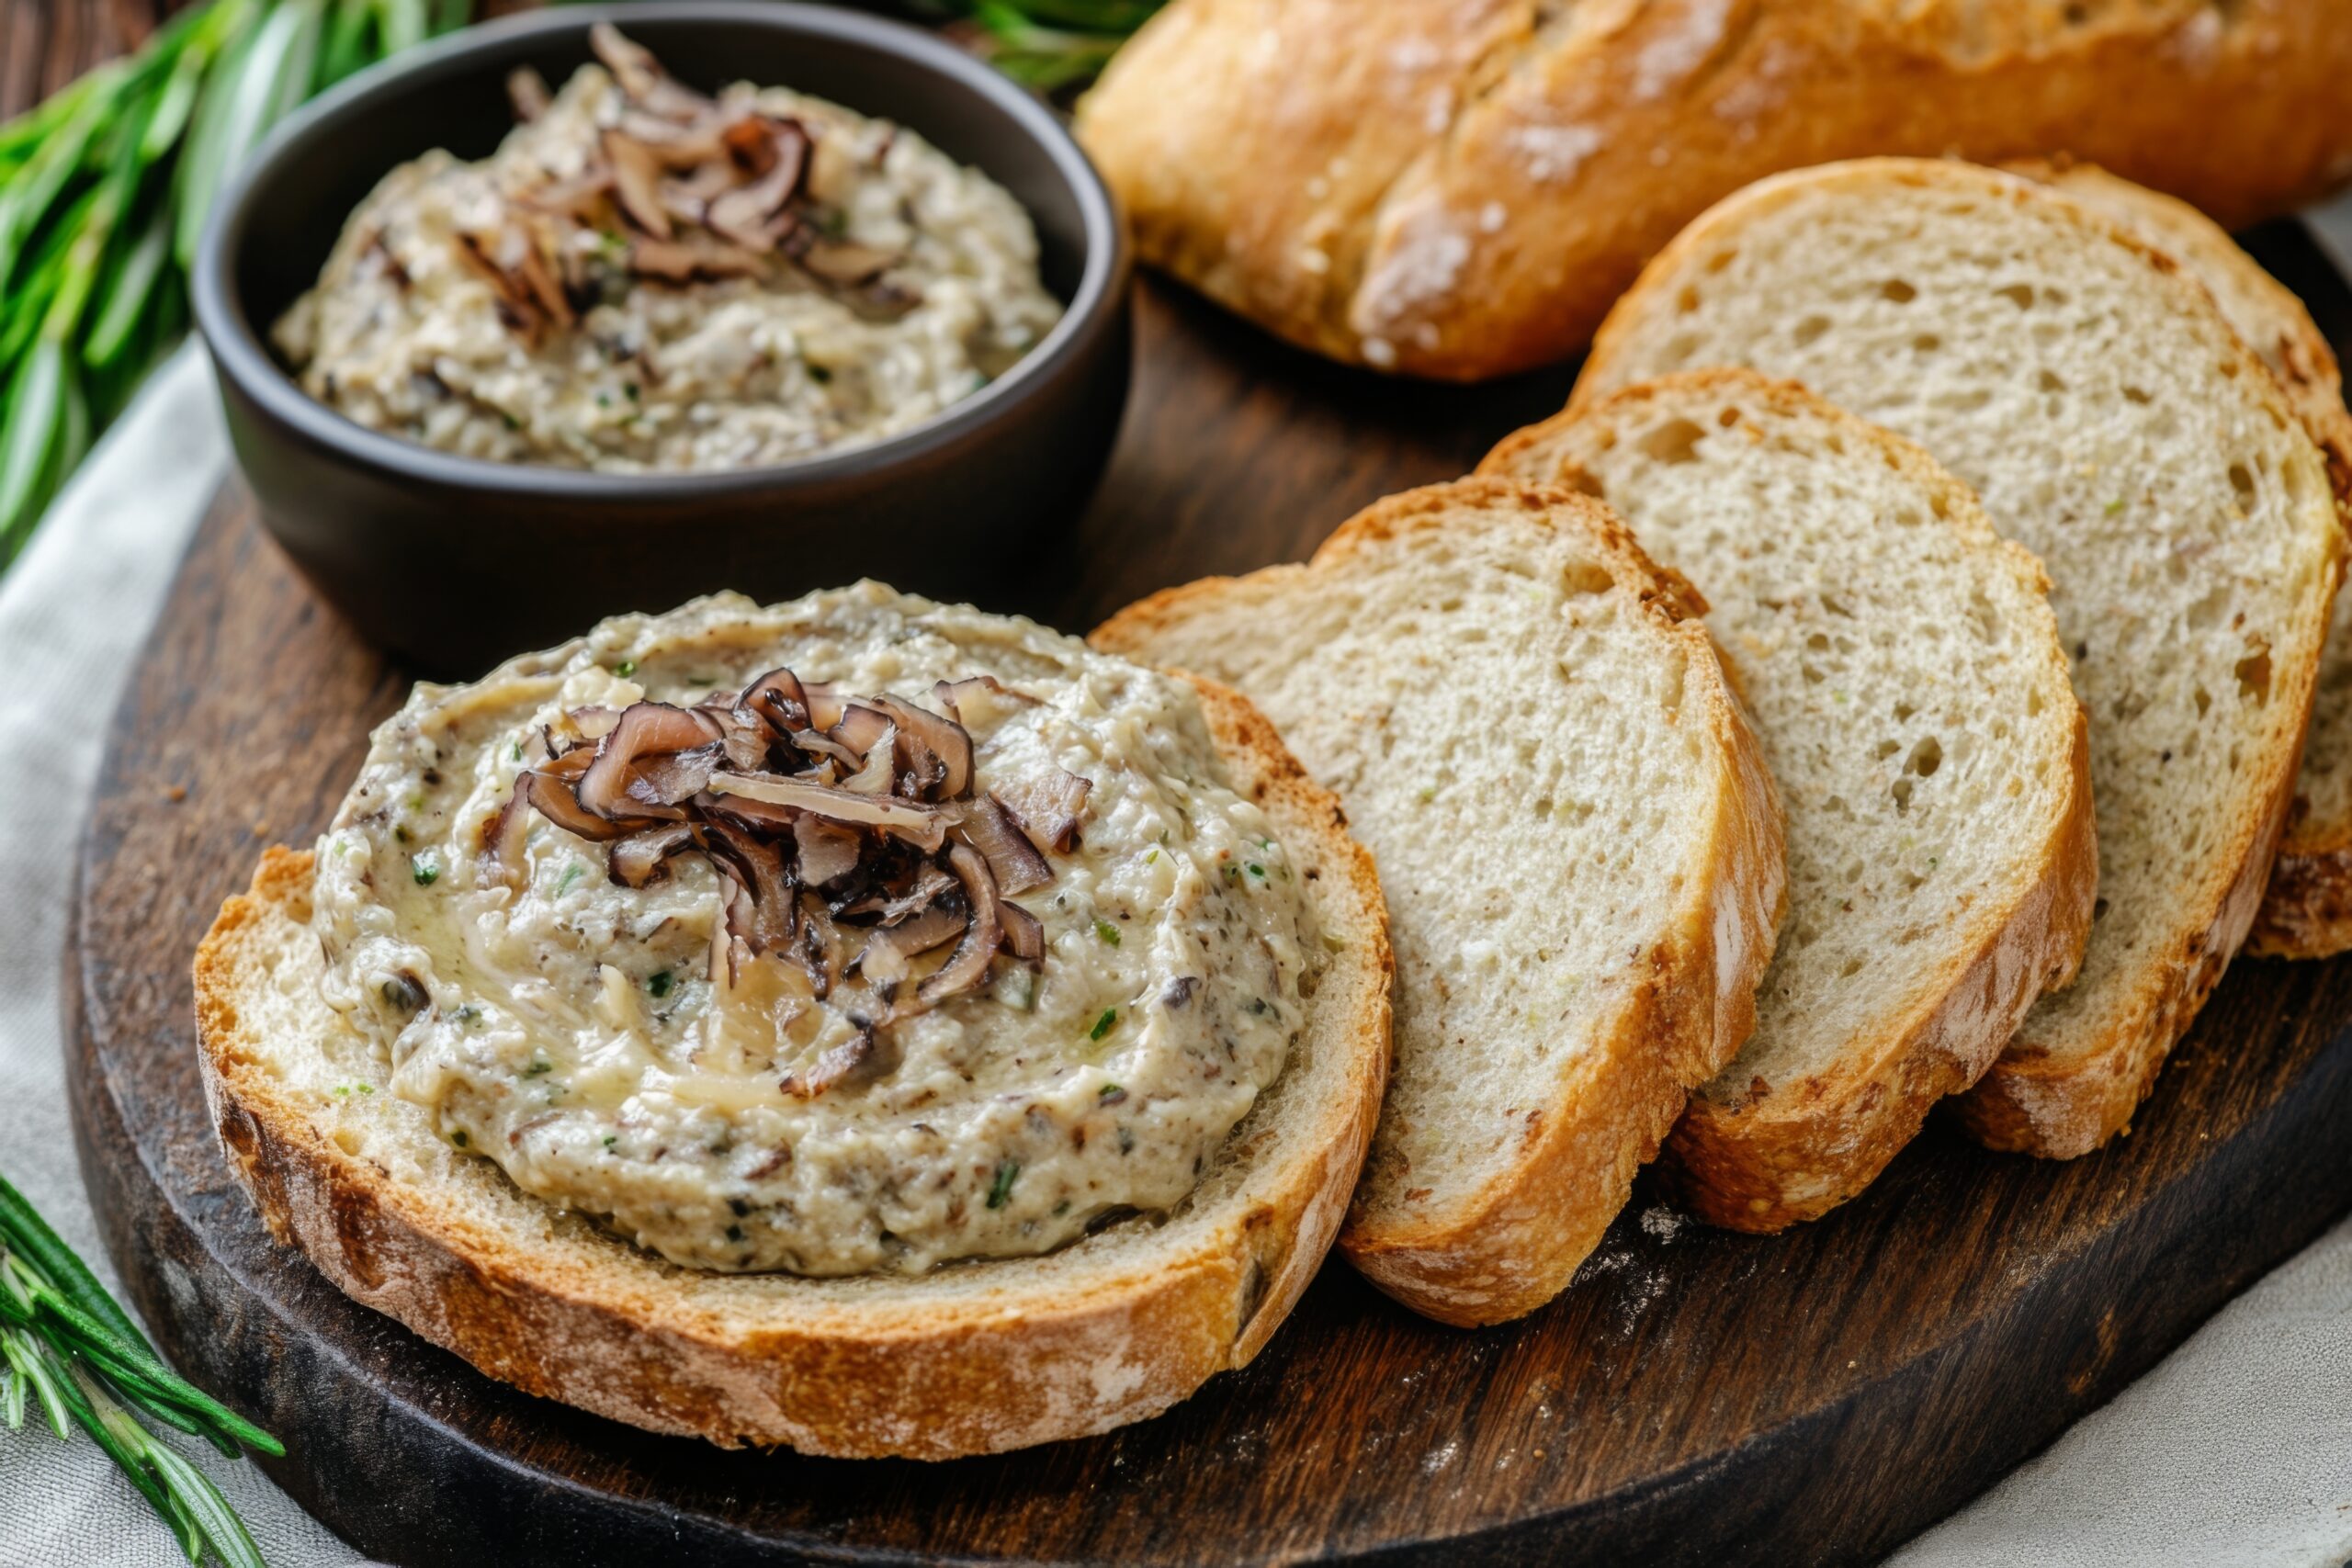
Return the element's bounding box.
[1094,478,1785,1322]
[195,677,1391,1461]
[2009,160,2352,959]
[1483,371,2094,1229]
[1577,158,2345,1158]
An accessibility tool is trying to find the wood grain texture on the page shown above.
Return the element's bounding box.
[64,230,2352,1563]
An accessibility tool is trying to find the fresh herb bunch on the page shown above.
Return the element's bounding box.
[0,0,476,567]
[929,0,1161,91]
[0,1171,282,1566]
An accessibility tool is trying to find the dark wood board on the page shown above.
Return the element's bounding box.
[64,222,2352,1567]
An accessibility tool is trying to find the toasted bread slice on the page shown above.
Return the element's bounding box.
[195,677,1391,1461]
[1485,371,2094,1229]
[1094,478,1785,1323]
[1577,159,2344,1158]
[2010,160,2352,959]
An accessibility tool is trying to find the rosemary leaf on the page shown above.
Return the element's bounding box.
[0,1170,153,1352]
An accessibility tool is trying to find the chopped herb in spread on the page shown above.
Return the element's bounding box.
[985,1159,1020,1210]
[1094,918,1121,946]
[1090,1008,1118,1042]
[411,852,440,886]
[646,970,673,998]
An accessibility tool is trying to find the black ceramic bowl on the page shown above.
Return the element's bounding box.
[194,2,1130,674]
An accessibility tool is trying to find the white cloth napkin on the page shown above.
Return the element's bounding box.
[5,296,2352,1562]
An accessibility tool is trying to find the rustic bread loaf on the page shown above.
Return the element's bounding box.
[1094,479,1785,1321]
[195,677,1392,1461]
[1484,371,2093,1228]
[1577,158,2344,1158]
[2010,160,2352,960]
[1074,0,2352,381]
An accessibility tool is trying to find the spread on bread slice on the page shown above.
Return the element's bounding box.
[1486,371,2093,1228]
[196,586,1392,1458]
[1577,159,2344,1159]
[2009,160,2352,960]
[1095,478,1785,1323]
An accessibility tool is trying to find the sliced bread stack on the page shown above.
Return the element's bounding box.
[1095,478,1787,1323]
[1484,371,2094,1228]
[1577,158,2345,1158]
[2008,161,2352,959]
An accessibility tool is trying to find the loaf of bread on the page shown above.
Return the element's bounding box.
[1485,371,2094,1228]
[1576,159,2344,1159]
[1075,0,2352,380]
[1097,479,1785,1322]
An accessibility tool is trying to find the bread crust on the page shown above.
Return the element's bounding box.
[1487,372,2098,1229]
[1096,479,1787,1324]
[1077,0,2352,380]
[193,678,1392,1460]
[1575,159,2341,1158]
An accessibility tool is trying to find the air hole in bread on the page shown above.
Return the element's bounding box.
[1894,699,1917,721]
[1912,333,1942,355]
[1881,279,1917,303]
[1563,468,1607,499]
[1561,561,1614,595]
[2123,385,2154,405]
[1908,736,1943,777]
[2194,684,2213,718]
[1840,955,1865,977]
[1792,315,1831,347]
[1875,738,1901,760]
[333,1128,364,1156]
[1891,777,1915,812]
[1802,662,1825,684]
[1704,248,1737,274]
[2093,897,2109,922]
[1678,285,1702,313]
[1637,418,1707,464]
[2038,369,2067,394]
[1997,283,2035,310]
[2188,585,2230,632]
[2237,646,2272,706]
[2229,462,2257,507]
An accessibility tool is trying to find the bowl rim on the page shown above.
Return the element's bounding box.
[191,0,1129,501]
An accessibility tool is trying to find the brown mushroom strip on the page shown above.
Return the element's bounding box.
[480,775,536,865]
[608,823,700,888]
[704,772,945,849]
[838,722,898,795]
[601,130,673,241]
[797,238,900,287]
[854,903,967,987]
[523,769,645,842]
[916,842,1004,1007]
[703,820,799,958]
[578,702,724,821]
[707,123,808,252]
[1000,900,1046,964]
[828,702,895,765]
[874,696,972,799]
[506,66,552,122]
[951,795,1051,896]
[932,674,1037,723]
[793,814,863,886]
[737,666,811,733]
[778,1021,889,1100]
[996,770,1091,855]
[589,22,710,120]
[837,863,955,924]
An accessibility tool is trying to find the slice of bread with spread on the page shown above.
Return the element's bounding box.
[1485,371,2093,1229]
[2009,160,2352,960]
[1577,159,2345,1159]
[1094,478,1786,1322]
[1074,0,2352,380]
[196,599,1392,1461]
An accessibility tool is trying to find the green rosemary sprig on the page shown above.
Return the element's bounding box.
[0,1171,279,1567]
[0,0,475,570]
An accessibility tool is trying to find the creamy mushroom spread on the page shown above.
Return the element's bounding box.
[311,587,1318,1276]
[273,27,1061,471]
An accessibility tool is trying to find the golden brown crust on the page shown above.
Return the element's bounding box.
[1487,370,2098,1229]
[1077,0,2352,380]
[1095,479,1787,1324]
[193,677,1392,1460]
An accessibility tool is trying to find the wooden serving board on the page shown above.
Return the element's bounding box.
[66,227,2352,1567]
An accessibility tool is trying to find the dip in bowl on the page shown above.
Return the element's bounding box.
[195,3,1129,672]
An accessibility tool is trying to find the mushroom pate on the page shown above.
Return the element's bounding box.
[311,586,1320,1276]
[273,28,1062,471]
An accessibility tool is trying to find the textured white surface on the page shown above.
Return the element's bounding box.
[6,201,2352,1559]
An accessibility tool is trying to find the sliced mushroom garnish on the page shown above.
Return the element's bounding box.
[1000,900,1046,965]
[506,66,552,122]
[481,775,536,865]
[579,702,723,820]
[996,770,1092,855]
[792,814,862,886]
[932,675,1036,726]
[917,843,1004,1007]
[951,796,1050,896]
[628,233,762,284]
[737,665,811,733]
[706,772,944,848]
[601,129,673,241]
[524,768,646,841]
[707,121,808,251]
[704,819,799,958]
[875,696,971,799]
[838,863,955,925]
[838,722,898,795]
[514,167,616,219]
[608,822,700,888]
[797,237,900,288]
[854,903,965,987]
[778,1020,892,1099]
[590,22,711,121]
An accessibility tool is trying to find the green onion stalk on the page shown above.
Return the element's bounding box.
[0,1170,284,1565]
[0,0,476,570]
